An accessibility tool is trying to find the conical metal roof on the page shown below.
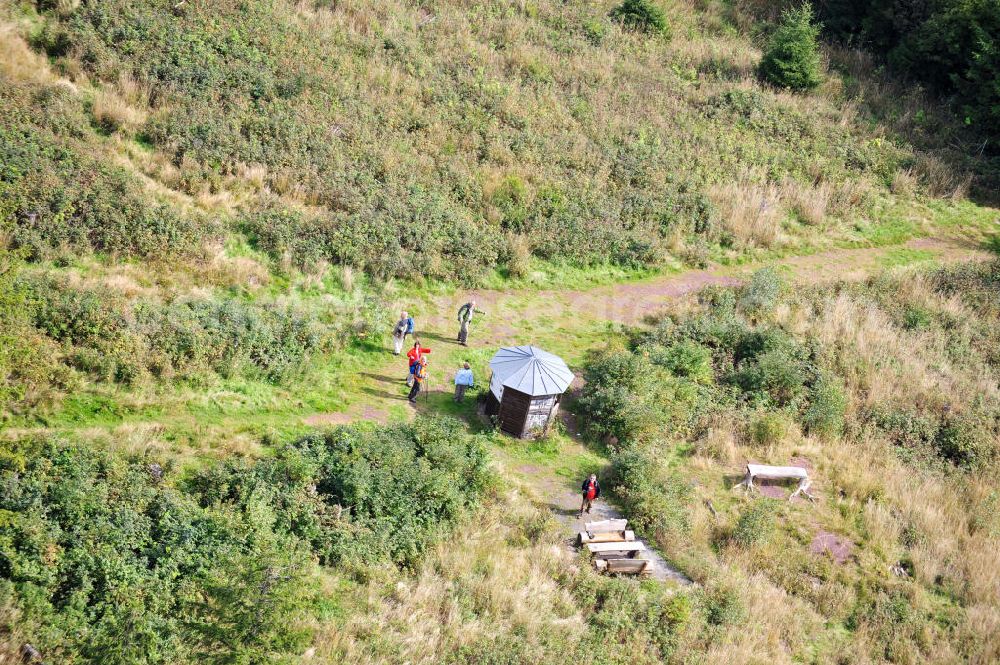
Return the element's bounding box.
[488,346,574,397]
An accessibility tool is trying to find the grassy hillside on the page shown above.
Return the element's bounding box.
[577,259,1000,662]
[5,0,997,278]
[1,0,999,662]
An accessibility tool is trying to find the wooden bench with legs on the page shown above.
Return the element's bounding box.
[578,519,636,545]
[738,463,816,501]
[585,541,646,559]
[594,558,650,575]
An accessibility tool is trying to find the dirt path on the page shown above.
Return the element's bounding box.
[319,235,989,425]
[307,235,992,581]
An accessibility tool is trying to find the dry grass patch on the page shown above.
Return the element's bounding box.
[710,180,785,249]
[310,489,583,663]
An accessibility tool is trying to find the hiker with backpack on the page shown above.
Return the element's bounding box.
[408,356,428,403]
[456,299,485,346]
[579,474,601,518]
[406,340,431,387]
[391,311,413,355]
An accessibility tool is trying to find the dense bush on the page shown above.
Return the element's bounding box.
[610,446,692,538]
[189,419,492,566]
[0,83,206,260]
[759,4,823,91]
[609,0,670,35]
[0,419,492,662]
[240,193,503,281]
[0,252,70,414]
[731,499,778,547]
[817,0,1000,137]
[22,274,326,385]
[20,0,917,276]
[0,437,313,664]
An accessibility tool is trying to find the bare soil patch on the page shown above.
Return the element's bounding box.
[810,531,853,564]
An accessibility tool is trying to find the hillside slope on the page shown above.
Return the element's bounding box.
[1,0,999,663]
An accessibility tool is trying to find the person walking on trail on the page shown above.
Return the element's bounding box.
[391,311,411,356]
[408,356,428,403]
[406,341,431,387]
[454,362,474,402]
[579,474,601,518]
[456,300,484,346]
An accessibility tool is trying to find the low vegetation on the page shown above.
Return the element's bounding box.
[0,419,491,663]
[2,0,991,284]
[577,260,1000,661]
[1,0,998,662]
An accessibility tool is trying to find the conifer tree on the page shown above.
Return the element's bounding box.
[759,3,823,90]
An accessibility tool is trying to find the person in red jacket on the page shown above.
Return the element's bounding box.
[405,341,431,387]
[579,474,601,518]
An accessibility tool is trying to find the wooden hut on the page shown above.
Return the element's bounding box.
[484,346,574,438]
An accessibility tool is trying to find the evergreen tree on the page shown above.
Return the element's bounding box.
[609,0,670,36]
[759,4,823,90]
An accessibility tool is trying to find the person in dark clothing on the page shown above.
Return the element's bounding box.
[408,356,428,403]
[456,300,485,346]
[579,474,601,517]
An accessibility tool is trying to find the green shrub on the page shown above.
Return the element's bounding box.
[23,275,326,385]
[578,351,664,441]
[739,267,783,317]
[190,418,492,566]
[653,340,714,383]
[703,583,747,626]
[732,499,778,548]
[0,252,71,413]
[748,411,790,447]
[609,0,670,35]
[902,305,933,331]
[802,372,846,437]
[0,83,207,260]
[0,437,313,664]
[730,347,807,405]
[934,416,991,470]
[759,4,823,91]
[820,0,1000,136]
[610,446,691,538]
[0,419,492,662]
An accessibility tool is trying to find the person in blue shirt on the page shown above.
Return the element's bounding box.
[453,362,474,402]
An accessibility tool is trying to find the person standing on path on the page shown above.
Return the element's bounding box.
[404,312,415,340]
[579,474,601,518]
[456,300,484,346]
[408,356,428,403]
[406,341,431,386]
[453,362,474,402]
[391,311,410,355]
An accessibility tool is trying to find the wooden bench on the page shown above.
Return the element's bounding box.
[586,541,646,559]
[585,519,628,533]
[738,464,815,501]
[595,558,650,575]
[579,530,636,545]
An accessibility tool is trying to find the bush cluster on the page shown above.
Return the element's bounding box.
[0,418,491,663]
[189,419,492,566]
[0,437,312,664]
[22,274,326,385]
[23,0,913,277]
[0,252,72,414]
[817,0,1000,138]
[609,0,671,35]
[0,82,207,260]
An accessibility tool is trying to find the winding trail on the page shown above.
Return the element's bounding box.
[325,236,991,584]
